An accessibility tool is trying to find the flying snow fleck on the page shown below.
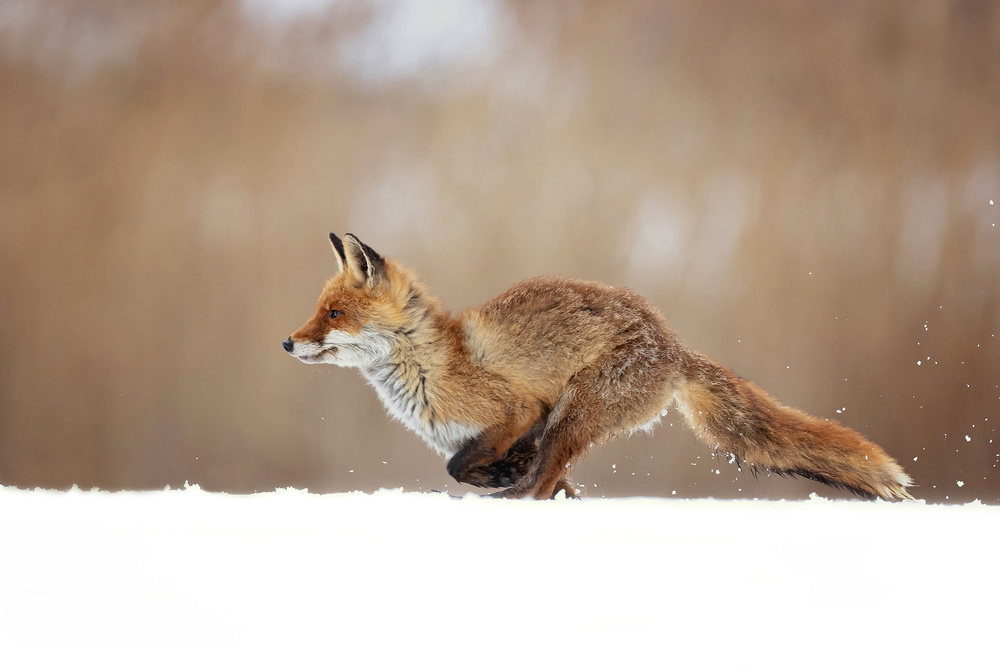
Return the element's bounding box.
[957,480,965,487]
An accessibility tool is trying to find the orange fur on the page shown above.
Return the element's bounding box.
[284,234,913,501]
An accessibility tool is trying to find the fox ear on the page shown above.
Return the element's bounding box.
[342,233,386,287]
[329,233,348,274]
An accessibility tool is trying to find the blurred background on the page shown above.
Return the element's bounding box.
[1,0,998,502]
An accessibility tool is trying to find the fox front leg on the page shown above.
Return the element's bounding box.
[448,433,536,489]
[485,423,581,498]
[475,427,544,487]
[490,476,579,499]
[446,423,541,489]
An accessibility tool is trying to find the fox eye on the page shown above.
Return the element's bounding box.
[328,309,343,319]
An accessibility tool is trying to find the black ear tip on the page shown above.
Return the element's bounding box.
[329,233,346,256]
[362,241,383,263]
[345,234,383,263]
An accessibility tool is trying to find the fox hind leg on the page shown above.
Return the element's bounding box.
[499,391,606,499]
[498,350,675,499]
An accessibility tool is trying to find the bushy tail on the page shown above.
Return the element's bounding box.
[673,353,913,501]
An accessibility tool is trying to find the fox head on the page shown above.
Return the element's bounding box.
[283,233,410,368]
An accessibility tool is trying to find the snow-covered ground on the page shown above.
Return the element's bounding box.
[1,486,996,666]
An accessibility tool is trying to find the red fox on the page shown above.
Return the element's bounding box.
[283,233,913,501]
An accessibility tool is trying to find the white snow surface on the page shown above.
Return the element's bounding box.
[2,486,996,666]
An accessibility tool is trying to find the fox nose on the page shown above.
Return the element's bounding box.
[282,337,294,353]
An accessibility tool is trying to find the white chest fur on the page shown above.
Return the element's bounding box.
[362,360,480,457]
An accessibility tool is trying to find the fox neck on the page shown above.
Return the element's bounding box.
[359,288,480,456]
